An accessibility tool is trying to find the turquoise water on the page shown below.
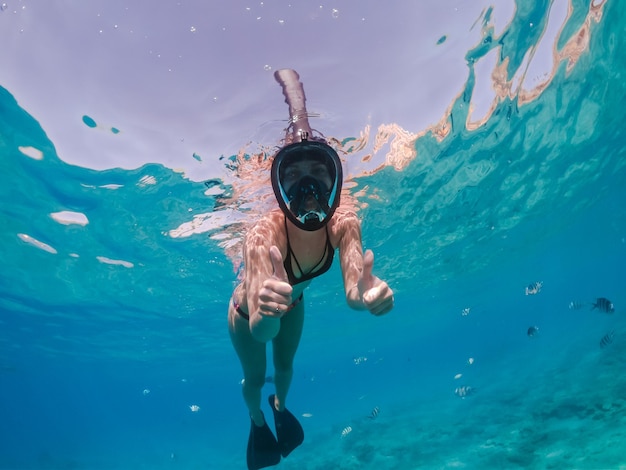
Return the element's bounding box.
[1,1,625,469]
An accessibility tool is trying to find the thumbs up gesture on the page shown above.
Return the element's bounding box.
[357,250,394,316]
[258,246,294,317]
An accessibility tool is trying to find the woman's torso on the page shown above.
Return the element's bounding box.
[232,209,344,310]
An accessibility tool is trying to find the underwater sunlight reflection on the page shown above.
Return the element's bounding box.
[1,0,625,468]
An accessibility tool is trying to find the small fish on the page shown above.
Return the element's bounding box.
[527,326,539,337]
[568,301,586,310]
[454,386,474,398]
[467,357,475,365]
[341,426,353,438]
[368,406,379,420]
[454,373,463,380]
[461,307,470,316]
[301,413,313,418]
[600,331,615,349]
[240,376,274,385]
[142,389,150,395]
[592,297,615,314]
[189,405,200,412]
[525,281,543,296]
[353,356,368,365]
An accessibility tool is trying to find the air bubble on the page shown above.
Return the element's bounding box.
[264,64,272,71]
[1,3,7,12]
[190,26,196,32]
[331,8,339,19]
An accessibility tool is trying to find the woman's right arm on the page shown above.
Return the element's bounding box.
[243,217,293,342]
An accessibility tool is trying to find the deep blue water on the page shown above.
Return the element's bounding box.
[1,1,625,469]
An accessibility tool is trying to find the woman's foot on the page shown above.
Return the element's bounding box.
[267,394,304,457]
[247,413,281,470]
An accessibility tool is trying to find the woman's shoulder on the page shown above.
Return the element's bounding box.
[329,207,361,244]
[331,207,361,227]
[257,209,285,227]
[245,210,285,243]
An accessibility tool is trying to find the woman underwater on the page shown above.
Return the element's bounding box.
[228,69,394,470]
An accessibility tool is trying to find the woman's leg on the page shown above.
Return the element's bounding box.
[228,303,268,426]
[271,302,304,411]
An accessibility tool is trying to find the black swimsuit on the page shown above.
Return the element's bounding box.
[283,216,335,285]
[234,217,335,321]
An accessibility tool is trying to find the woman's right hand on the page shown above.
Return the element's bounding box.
[258,245,293,317]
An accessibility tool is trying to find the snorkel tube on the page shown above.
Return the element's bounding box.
[271,69,343,231]
[273,69,313,144]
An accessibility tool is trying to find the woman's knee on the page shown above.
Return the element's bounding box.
[243,372,267,390]
[273,359,294,375]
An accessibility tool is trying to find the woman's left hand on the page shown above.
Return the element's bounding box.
[357,250,394,316]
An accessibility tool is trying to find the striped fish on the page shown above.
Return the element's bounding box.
[568,301,586,310]
[525,281,542,296]
[600,331,615,349]
[368,406,379,420]
[527,326,539,337]
[455,386,475,398]
[592,298,615,314]
[341,426,353,438]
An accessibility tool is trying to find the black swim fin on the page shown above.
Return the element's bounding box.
[268,394,304,458]
[246,415,281,470]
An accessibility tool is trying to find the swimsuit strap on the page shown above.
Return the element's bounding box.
[284,215,330,281]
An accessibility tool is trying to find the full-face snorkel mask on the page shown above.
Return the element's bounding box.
[271,138,343,231]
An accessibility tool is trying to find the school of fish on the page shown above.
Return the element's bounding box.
[452,286,618,400]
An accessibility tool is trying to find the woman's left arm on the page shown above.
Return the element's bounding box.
[336,210,394,315]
